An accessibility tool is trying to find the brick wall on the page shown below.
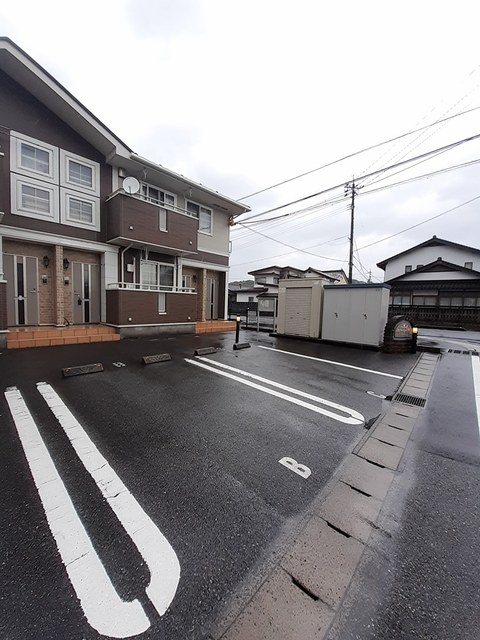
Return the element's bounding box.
[4,239,56,324]
[3,240,101,326]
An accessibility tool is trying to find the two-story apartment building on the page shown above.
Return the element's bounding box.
[378,236,480,328]
[0,38,249,347]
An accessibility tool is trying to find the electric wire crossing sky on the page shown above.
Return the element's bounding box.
[5,383,180,639]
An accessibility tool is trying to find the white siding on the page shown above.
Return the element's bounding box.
[197,210,229,255]
[384,245,479,280]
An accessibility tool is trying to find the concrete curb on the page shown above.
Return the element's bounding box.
[215,353,440,640]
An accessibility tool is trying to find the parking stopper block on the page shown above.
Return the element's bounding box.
[194,347,217,356]
[62,363,104,378]
[142,353,172,365]
[233,342,251,350]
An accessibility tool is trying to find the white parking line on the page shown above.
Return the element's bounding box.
[186,358,364,425]
[472,356,480,435]
[257,345,403,379]
[4,387,150,639]
[36,382,180,620]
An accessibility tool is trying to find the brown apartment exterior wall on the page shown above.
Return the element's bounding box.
[106,290,197,325]
[106,194,198,252]
[0,70,112,243]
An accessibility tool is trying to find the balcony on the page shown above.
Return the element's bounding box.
[106,192,198,253]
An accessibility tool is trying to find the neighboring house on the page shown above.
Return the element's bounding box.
[248,265,339,296]
[377,235,480,328]
[228,281,268,315]
[0,38,249,346]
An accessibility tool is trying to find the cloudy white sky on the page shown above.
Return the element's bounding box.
[1,1,479,282]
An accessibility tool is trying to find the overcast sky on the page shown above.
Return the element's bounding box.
[2,1,479,282]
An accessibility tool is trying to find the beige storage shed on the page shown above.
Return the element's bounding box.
[276,279,325,338]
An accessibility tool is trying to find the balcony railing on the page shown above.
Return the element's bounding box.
[107,282,196,294]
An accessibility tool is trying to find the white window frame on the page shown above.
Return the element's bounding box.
[11,174,59,222]
[159,207,168,232]
[60,188,100,231]
[60,149,100,195]
[186,200,213,235]
[182,274,193,288]
[10,131,58,183]
[140,182,176,208]
[140,259,175,292]
[158,292,166,314]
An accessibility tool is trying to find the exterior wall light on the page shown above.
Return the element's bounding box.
[43,256,50,267]
[63,258,70,270]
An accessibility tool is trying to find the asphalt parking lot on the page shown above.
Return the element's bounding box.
[0,332,416,640]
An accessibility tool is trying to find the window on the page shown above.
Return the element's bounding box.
[21,143,50,175]
[412,296,437,306]
[140,260,174,292]
[248,296,254,302]
[21,184,50,213]
[61,190,99,230]
[405,265,412,273]
[186,200,213,234]
[158,293,166,314]
[11,175,59,221]
[439,297,463,307]
[11,132,58,183]
[465,261,473,269]
[416,264,424,269]
[159,208,167,231]
[69,198,93,223]
[182,274,193,288]
[392,295,411,305]
[141,183,175,208]
[69,161,93,188]
[60,150,99,194]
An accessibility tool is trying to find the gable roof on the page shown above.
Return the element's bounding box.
[0,37,250,216]
[386,258,480,283]
[248,265,336,280]
[377,236,480,271]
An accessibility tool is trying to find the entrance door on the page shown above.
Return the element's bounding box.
[4,254,39,326]
[72,262,100,324]
[206,277,218,320]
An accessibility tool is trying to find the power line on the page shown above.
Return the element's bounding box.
[236,157,480,229]
[235,222,347,262]
[235,106,480,201]
[235,133,480,224]
[357,194,480,252]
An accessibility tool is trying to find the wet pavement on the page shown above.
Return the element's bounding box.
[1,329,479,639]
[0,331,414,640]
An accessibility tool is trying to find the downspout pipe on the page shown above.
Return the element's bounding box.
[120,243,134,287]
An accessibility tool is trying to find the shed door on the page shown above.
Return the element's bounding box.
[284,288,311,336]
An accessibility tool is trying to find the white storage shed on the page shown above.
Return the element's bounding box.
[321,283,391,347]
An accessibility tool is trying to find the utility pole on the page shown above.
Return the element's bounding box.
[345,179,360,284]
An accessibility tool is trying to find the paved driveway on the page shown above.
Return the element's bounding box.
[0,332,415,639]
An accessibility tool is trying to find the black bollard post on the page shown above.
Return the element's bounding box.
[235,316,241,343]
[411,326,418,353]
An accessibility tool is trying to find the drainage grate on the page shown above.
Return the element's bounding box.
[447,349,479,356]
[393,393,426,407]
